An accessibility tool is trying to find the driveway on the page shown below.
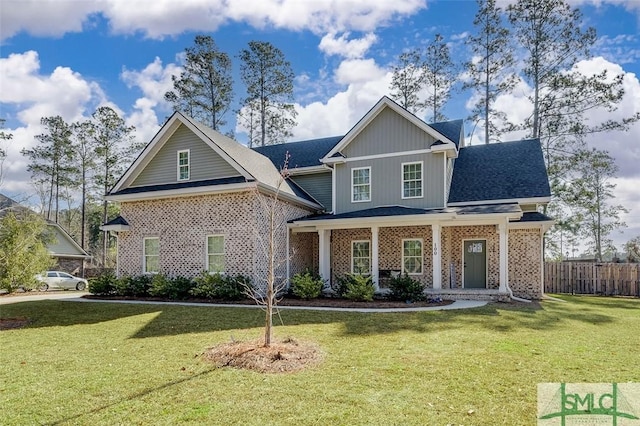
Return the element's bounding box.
[0,291,89,305]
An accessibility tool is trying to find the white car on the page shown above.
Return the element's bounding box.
[36,271,88,291]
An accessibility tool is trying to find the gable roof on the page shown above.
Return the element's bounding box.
[253,135,342,170]
[109,112,320,208]
[322,96,458,161]
[0,194,90,259]
[448,139,551,205]
[429,119,463,149]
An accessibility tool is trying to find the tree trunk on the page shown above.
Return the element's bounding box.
[264,207,275,347]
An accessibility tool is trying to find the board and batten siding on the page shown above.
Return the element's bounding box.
[334,152,445,214]
[291,172,332,212]
[341,107,438,157]
[131,124,240,187]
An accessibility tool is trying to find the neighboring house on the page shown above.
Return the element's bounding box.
[102,97,552,300]
[0,194,91,274]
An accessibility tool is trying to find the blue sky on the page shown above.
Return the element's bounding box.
[1,0,639,250]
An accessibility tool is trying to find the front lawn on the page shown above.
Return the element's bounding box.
[1,296,638,425]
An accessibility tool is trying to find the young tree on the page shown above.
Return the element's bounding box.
[464,0,517,144]
[21,116,76,222]
[389,49,425,114]
[423,34,457,123]
[0,118,11,187]
[238,41,297,147]
[91,106,138,267]
[564,148,627,262]
[0,211,54,292]
[164,35,233,131]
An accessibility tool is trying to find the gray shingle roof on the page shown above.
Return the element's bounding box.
[448,139,551,204]
[429,119,463,148]
[253,136,342,169]
[110,176,249,196]
[512,212,554,223]
[293,203,522,223]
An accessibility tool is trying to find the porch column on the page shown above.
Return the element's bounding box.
[318,229,331,288]
[432,223,442,289]
[371,226,379,290]
[498,221,508,293]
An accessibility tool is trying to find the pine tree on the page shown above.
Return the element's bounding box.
[71,120,96,251]
[21,116,76,222]
[90,106,139,267]
[0,118,11,187]
[389,49,425,114]
[164,35,233,131]
[423,34,457,123]
[238,41,297,147]
[464,0,517,144]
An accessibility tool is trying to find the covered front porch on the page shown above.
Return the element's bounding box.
[289,204,548,300]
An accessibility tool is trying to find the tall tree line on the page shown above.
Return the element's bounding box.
[21,106,140,267]
[165,36,297,147]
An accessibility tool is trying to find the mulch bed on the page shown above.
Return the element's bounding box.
[81,294,453,309]
[0,317,30,330]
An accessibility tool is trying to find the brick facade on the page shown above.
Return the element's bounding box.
[508,228,543,299]
[117,191,313,291]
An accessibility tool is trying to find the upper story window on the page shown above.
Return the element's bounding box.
[402,161,423,199]
[143,237,159,274]
[206,235,225,274]
[351,167,371,202]
[177,149,190,181]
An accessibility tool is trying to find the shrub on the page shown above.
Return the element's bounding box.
[149,275,194,300]
[191,272,249,300]
[89,271,118,296]
[387,274,424,302]
[290,270,324,299]
[116,274,152,297]
[336,274,374,302]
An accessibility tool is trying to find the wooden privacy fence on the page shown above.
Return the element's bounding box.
[544,262,640,297]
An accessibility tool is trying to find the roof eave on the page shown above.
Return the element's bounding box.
[106,182,255,202]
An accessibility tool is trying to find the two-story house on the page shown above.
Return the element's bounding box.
[103,97,552,300]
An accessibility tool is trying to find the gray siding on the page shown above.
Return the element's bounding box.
[132,124,240,187]
[342,107,437,157]
[335,152,445,213]
[291,172,332,212]
[446,158,454,203]
[48,226,84,256]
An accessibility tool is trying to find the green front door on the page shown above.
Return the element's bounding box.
[463,240,486,289]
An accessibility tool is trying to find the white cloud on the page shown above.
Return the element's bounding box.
[1,0,426,41]
[121,57,182,142]
[334,58,387,85]
[319,32,378,58]
[0,0,100,40]
[0,51,104,196]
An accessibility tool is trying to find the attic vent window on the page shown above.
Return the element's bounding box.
[177,150,190,181]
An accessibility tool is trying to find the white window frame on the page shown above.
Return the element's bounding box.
[351,166,371,203]
[177,149,190,181]
[143,237,159,274]
[402,238,423,275]
[402,161,423,199]
[206,234,225,274]
[351,240,371,275]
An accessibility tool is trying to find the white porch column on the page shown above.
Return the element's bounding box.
[318,229,331,287]
[371,226,380,290]
[432,223,442,289]
[498,221,509,293]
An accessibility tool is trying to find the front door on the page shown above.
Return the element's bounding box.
[463,240,486,289]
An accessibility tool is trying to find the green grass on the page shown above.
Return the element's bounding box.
[1,295,639,425]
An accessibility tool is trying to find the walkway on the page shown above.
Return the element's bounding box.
[1,291,487,312]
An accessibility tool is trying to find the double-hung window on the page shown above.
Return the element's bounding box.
[402,162,423,199]
[352,167,371,202]
[177,149,190,181]
[402,239,423,275]
[207,235,225,273]
[351,240,371,275]
[143,237,159,274]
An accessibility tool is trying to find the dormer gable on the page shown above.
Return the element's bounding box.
[322,96,458,163]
